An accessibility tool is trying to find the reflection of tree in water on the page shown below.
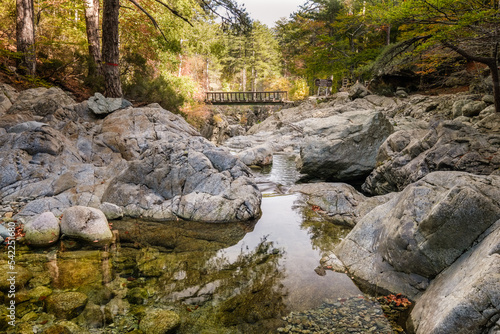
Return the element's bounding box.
[174,237,288,333]
[296,203,351,255]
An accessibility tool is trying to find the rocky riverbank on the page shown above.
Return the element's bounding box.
[0,84,261,229]
[1,81,500,334]
[219,86,500,334]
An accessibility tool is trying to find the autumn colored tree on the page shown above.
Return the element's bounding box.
[381,0,500,111]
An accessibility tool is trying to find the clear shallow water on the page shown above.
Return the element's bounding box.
[2,153,393,333]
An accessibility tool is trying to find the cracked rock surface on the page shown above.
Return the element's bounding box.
[335,171,500,333]
[0,85,261,223]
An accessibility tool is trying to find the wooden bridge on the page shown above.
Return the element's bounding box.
[205,91,288,105]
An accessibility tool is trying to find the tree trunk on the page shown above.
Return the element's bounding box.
[442,41,500,112]
[102,0,122,97]
[84,0,102,77]
[386,24,391,45]
[488,61,500,113]
[16,0,36,76]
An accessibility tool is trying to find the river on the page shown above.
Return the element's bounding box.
[4,153,394,333]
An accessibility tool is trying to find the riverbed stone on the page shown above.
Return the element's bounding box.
[291,182,395,227]
[348,82,370,99]
[127,287,149,305]
[336,171,500,299]
[0,264,32,291]
[139,309,180,334]
[99,202,123,220]
[462,100,487,117]
[102,141,261,222]
[24,212,60,247]
[45,292,88,320]
[60,206,113,244]
[7,86,75,117]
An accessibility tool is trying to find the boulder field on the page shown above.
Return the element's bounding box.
[223,89,500,334]
[0,84,261,227]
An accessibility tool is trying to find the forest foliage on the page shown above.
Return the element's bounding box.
[1,0,499,119]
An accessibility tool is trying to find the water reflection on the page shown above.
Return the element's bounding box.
[1,153,393,334]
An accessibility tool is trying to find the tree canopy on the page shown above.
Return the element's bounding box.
[2,0,499,117]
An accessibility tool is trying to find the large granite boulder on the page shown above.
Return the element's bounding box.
[6,86,75,117]
[60,206,113,245]
[102,141,261,222]
[336,171,500,299]
[407,220,500,334]
[363,120,500,195]
[299,110,393,181]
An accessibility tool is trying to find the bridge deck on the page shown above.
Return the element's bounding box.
[205,91,288,105]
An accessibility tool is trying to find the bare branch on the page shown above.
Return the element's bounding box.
[442,40,496,65]
[153,0,194,27]
[127,0,168,42]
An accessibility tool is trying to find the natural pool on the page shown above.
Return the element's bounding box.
[0,153,395,333]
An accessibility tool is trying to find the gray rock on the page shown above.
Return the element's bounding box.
[237,143,274,166]
[7,87,75,116]
[1,100,261,224]
[452,100,468,118]
[46,292,88,320]
[363,120,500,195]
[336,172,500,299]
[320,253,346,272]
[88,92,132,115]
[462,101,487,117]
[299,110,393,181]
[0,91,12,115]
[99,202,123,220]
[0,224,10,239]
[60,206,113,245]
[24,212,60,247]
[482,94,495,104]
[7,121,47,133]
[348,82,370,100]
[407,220,500,334]
[395,87,408,98]
[290,182,395,227]
[139,309,180,334]
[102,142,262,222]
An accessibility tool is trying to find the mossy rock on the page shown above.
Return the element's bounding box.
[45,292,88,320]
[127,287,149,305]
[51,251,103,289]
[139,309,180,334]
[77,284,114,305]
[0,264,32,291]
[27,285,53,302]
[41,324,72,334]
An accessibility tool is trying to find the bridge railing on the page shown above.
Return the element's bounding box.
[205,91,288,104]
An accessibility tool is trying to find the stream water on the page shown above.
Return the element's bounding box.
[2,153,394,334]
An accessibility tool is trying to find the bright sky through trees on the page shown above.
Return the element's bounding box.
[242,0,305,27]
